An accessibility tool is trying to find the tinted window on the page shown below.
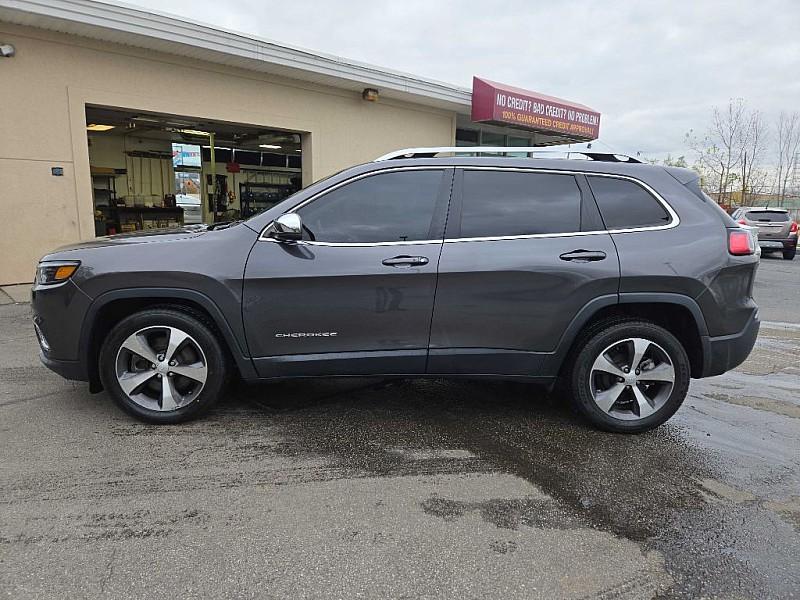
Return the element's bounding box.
[460,171,581,237]
[745,210,789,222]
[297,170,444,243]
[587,176,671,229]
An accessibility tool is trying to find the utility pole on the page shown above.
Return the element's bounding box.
[741,151,747,206]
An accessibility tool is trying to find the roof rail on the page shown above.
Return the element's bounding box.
[374,146,642,163]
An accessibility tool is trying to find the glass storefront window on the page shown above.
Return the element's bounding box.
[508,136,531,157]
[456,128,479,147]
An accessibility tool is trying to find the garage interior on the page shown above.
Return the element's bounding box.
[85,106,303,235]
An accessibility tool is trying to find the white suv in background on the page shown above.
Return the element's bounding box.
[733,207,798,260]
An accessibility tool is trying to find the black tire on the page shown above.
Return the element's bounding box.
[99,308,228,424]
[567,319,690,433]
[783,247,796,260]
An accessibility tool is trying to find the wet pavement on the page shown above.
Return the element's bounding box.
[1,257,799,599]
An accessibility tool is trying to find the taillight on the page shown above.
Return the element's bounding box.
[790,221,798,234]
[737,218,747,225]
[728,229,755,255]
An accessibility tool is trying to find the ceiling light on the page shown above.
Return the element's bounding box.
[259,144,281,149]
[168,128,211,136]
[86,124,115,132]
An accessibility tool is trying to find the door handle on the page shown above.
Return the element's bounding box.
[559,249,607,262]
[382,255,429,267]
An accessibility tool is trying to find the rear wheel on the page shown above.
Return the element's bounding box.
[783,247,796,260]
[568,320,690,433]
[99,308,228,423]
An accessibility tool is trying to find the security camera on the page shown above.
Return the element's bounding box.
[0,44,16,58]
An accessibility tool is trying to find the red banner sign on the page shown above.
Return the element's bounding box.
[471,77,600,141]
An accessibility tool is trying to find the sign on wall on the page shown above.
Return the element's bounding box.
[172,143,201,168]
[471,77,600,141]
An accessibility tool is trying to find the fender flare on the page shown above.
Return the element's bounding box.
[543,292,709,376]
[79,287,257,382]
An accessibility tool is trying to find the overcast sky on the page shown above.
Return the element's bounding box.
[124,0,800,162]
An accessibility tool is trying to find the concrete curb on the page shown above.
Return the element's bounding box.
[0,284,31,304]
[760,320,800,332]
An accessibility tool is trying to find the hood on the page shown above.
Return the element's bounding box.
[51,225,208,253]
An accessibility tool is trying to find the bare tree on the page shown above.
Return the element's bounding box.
[688,99,745,204]
[775,111,800,203]
[738,109,768,205]
[688,99,771,206]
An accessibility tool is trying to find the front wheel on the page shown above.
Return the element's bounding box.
[99,308,228,423]
[568,320,690,433]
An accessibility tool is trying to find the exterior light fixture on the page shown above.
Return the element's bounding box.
[86,124,115,131]
[0,43,15,57]
[362,88,379,102]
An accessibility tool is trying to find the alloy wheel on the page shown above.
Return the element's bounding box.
[114,326,208,412]
[589,337,675,421]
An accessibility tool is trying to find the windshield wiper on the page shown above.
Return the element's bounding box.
[207,220,243,231]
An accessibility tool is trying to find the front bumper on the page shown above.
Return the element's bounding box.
[39,350,88,381]
[701,311,760,378]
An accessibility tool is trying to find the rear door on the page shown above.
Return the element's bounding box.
[243,167,453,377]
[428,168,620,376]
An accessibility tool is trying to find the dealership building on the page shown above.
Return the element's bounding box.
[0,0,601,284]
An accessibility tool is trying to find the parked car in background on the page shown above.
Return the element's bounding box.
[732,207,798,260]
[31,148,760,433]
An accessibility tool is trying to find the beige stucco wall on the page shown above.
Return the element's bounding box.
[0,23,457,284]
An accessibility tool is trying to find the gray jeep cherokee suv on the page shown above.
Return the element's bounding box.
[31,149,760,433]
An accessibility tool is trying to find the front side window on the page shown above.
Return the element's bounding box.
[587,176,671,230]
[296,170,445,243]
[459,170,582,238]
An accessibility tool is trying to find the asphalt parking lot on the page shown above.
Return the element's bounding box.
[1,256,798,599]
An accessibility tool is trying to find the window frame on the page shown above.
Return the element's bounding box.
[259,166,454,247]
[445,167,679,242]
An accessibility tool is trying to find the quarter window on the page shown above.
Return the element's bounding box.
[296,170,445,243]
[459,171,582,238]
[587,176,671,229]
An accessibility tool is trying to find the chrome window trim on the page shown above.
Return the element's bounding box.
[444,167,680,244]
[258,165,680,248]
[258,166,448,246]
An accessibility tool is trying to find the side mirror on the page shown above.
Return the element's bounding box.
[270,213,302,242]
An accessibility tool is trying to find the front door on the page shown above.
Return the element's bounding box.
[428,168,620,376]
[243,167,453,377]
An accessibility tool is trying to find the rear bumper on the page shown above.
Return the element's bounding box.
[39,350,88,382]
[758,237,797,249]
[700,311,760,378]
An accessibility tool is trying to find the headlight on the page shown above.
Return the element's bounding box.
[36,261,80,285]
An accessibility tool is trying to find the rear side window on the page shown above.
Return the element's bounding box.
[587,176,671,230]
[745,211,789,222]
[460,171,581,238]
[297,170,445,243]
